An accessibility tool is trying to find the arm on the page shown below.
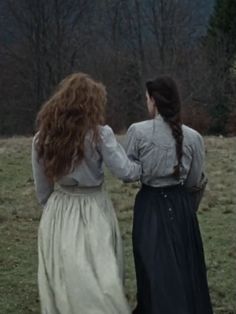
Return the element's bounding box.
[32,135,54,207]
[125,124,139,161]
[185,134,207,211]
[99,125,141,182]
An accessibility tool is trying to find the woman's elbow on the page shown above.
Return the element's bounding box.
[36,189,53,207]
[119,166,141,182]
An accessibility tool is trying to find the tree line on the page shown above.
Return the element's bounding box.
[0,0,235,136]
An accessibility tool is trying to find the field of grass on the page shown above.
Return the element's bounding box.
[0,136,235,314]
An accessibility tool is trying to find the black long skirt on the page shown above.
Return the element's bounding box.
[132,184,213,314]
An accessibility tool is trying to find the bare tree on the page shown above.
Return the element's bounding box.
[0,0,222,135]
[5,0,89,110]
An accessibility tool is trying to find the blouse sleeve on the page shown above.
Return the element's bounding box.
[185,133,208,211]
[185,133,207,188]
[125,124,139,161]
[32,135,54,207]
[99,125,141,182]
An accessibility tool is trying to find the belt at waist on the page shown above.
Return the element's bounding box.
[57,184,103,195]
[141,183,184,193]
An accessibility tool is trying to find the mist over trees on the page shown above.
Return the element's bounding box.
[0,0,235,135]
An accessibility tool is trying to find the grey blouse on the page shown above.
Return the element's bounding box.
[125,115,206,189]
[32,125,141,206]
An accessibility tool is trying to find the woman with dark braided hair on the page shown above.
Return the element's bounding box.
[126,76,213,314]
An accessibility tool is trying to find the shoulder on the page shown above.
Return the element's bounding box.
[182,124,204,146]
[127,120,153,140]
[99,125,114,138]
[98,125,117,146]
[32,132,40,148]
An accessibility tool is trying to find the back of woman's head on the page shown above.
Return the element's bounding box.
[146,76,181,120]
[36,73,107,181]
[146,76,183,179]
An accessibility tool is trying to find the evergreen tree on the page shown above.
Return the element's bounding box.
[208,0,236,66]
[206,0,236,134]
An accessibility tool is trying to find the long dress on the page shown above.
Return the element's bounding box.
[32,125,141,314]
[125,115,213,314]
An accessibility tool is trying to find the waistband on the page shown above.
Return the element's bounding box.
[57,184,103,195]
[141,183,184,193]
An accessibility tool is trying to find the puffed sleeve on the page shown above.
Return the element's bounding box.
[99,125,141,181]
[185,133,208,211]
[125,124,139,161]
[32,135,54,207]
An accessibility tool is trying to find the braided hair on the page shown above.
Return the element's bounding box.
[146,76,183,178]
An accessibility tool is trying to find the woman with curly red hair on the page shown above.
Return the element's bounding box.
[32,73,140,314]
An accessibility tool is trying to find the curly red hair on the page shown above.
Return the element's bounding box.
[35,73,106,181]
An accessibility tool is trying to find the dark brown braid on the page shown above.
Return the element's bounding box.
[146,76,183,179]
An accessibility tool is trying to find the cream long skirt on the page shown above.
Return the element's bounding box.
[38,185,131,314]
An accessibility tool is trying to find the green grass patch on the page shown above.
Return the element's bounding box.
[0,136,235,313]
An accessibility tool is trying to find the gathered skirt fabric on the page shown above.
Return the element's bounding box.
[38,186,131,314]
[132,184,213,314]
